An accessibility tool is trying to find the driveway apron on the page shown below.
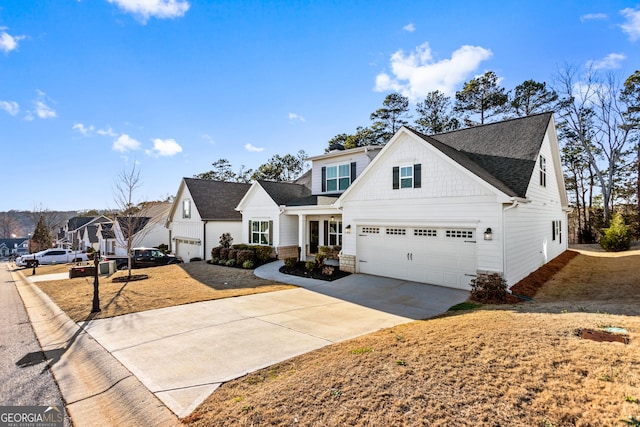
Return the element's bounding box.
[80,263,469,418]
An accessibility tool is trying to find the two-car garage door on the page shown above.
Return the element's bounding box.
[357,225,477,290]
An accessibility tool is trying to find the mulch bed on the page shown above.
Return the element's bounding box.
[508,250,579,299]
[112,274,149,283]
[279,263,351,281]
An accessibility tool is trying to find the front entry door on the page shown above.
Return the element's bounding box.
[309,221,319,253]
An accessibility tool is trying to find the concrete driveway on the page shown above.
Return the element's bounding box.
[81,262,468,418]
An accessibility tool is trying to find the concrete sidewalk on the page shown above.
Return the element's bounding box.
[16,263,468,422]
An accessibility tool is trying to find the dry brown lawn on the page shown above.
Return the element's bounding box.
[183,247,640,427]
[30,261,294,323]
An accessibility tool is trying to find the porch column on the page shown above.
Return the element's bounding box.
[298,214,306,260]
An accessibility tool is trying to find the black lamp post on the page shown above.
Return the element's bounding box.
[91,250,101,313]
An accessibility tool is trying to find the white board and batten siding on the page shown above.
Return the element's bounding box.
[504,129,568,285]
[339,132,506,290]
[204,221,244,261]
[239,185,283,247]
[169,186,205,261]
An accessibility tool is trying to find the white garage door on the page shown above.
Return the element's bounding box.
[357,226,476,289]
[174,237,202,262]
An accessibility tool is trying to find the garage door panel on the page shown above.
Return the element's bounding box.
[357,226,476,290]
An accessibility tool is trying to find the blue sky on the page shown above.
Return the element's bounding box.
[1,0,639,212]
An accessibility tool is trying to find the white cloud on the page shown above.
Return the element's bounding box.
[375,42,493,99]
[288,112,306,122]
[32,91,56,119]
[201,133,215,144]
[113,134,141,152]
[107,0,190,23]
[147,138,182,157]
[97,127,118,137]
[620,7,640,41]
[403,23,415,32]
[0,28,25,53]
[72,123,95,135]
[588,53,626,70]
[0,100,19,116]
[245,143,264,152]
[580,13,608,22]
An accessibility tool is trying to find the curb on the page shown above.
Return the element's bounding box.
[10,267,180,427]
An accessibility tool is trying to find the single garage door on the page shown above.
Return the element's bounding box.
[357,226,476,289]
[174,237,202,262]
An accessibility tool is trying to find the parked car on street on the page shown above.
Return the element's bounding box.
[102,247,183,270]
[16,249,89,268]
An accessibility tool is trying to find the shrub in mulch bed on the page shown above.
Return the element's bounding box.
[279,262,351,282]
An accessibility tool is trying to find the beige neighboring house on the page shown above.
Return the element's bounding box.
[166,178,251,262]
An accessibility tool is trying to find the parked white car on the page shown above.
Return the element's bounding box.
[16,249,89,268]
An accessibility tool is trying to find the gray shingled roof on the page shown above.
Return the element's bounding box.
[67,216,96,231]
[258,180,312,206]
[183,178,251,220]
[409,112,553,198]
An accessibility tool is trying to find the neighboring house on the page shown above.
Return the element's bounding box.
[58,215,111,250]
[237,112,569,290]
[166,178,251,262]
[236,145,383,259]
[103,202,172,256]
[0,238,29,257]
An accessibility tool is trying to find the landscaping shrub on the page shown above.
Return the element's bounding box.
[242,260,254,269]
[284,257,298,270]
[228,249,238,261]
[219,247,229,260]
[305,260,316,272]
[470,273,508,304]
[322,265,335,276]
[218,259,227,265]
[315,253,327,266]
[219,232,233,248]
[237,250,255,264]
[232,244,249,251]
[600,212,631,252]
[254,246,273,263]
[225,259,236,267]
[211,246,221,259]
[211,257,219,264]
[157,243,169,254]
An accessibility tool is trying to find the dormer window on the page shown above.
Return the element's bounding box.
[539,155,546,187]
[322,162,356,192]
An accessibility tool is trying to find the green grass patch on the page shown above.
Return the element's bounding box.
[448,301,482,311]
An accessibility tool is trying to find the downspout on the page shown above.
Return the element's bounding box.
[502,199,520,294]
[203,220,207,261]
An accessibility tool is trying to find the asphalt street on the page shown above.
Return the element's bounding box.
[0,262,71,426]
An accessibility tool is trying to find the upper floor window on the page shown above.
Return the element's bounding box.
[322,162,356,192]
[539,155,547,187]
[393,164,422,189]
[182,199,191,219]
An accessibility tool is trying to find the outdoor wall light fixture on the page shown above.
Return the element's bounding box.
[484,228,493,240]
[330,215,335,222]
[345,224,351,233]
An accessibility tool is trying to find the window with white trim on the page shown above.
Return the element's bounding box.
[400,166,413,188]
[552,220,562,243]
[182,199,191,219]
[326,164,351,192]
[539,155,547,187]
[328,220,342,246]
[250,220,271,245]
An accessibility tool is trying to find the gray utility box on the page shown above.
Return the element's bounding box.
[98,260,116,275]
